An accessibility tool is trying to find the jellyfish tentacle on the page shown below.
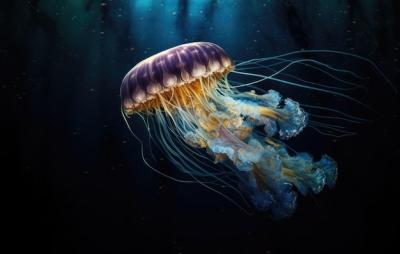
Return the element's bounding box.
[248,62,366,92]
[121,107,198,184]
[231,68,367,108]
[121,43,384,217]
[235,49,396,92]
[153,107,253,207]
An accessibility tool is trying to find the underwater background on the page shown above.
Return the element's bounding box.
[5,0,400,253]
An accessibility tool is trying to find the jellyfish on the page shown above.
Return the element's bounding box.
[120,42,389,218]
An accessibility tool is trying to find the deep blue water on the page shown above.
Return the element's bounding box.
[5,0,400,253]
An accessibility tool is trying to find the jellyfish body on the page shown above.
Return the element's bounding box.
[121,42,338,218]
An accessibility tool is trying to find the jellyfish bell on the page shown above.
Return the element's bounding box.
[121,42,234,115]
[120,42,386,218]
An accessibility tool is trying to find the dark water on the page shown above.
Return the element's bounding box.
[5,0,400,253]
